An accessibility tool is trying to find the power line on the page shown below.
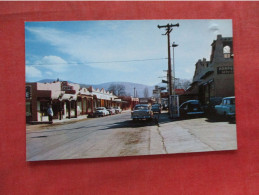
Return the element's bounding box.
[26,57,168,66]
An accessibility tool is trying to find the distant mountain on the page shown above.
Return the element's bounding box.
[36,79,74,83]
[36,79,156,98]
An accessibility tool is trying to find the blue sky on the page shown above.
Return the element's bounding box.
[25,19,232,86]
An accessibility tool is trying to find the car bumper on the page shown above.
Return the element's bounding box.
[227,112,235,118]
[186,111,204,115]
[131,115,152,119]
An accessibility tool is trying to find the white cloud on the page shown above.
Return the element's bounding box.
[208,22,220,36]
[35,55,69,73]
[26,66,42,78]
[25,24,165,72]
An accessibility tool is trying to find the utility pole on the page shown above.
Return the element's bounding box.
[134,87,136,98]
[158,23,179,116]
[157,23,179,96]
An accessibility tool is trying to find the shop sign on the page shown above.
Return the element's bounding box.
[26,85,32,99]
[153,90,159,94]
[217,66,233,74]
[61,81,76,94]
[139,98,148,104]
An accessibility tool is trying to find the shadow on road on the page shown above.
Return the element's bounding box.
[101,111,236,131]
[205,115,236,124]
[102,113,172,130]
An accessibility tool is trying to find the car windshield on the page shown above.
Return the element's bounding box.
[96,108,104,110]
[134,106,148,110]
[152,105,159,108]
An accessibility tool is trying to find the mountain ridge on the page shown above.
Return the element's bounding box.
[34,79,156,98]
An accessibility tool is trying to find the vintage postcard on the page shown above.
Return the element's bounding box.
[25,19,237,161]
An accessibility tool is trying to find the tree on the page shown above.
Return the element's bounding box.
[143,87,149,98]
[108,84,126,96]
[181,80,191,90]
[175,79,191,90]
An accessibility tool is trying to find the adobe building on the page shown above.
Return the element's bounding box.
[26,81,81,122]
[186,35,234,104]
[26,81,127,123]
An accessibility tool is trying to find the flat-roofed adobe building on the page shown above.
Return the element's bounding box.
[26,81,81,122]
[186,35,234,104]
[26,81,125,123]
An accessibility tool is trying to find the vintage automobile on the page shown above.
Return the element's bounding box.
[107,107,116,115]
[114,106,122,114]
[203,97,223,116]
[131,104,153,120]
[151,104,162,114]
[215,96,235,118]
[94,107,110,117]
[179,100,204,118]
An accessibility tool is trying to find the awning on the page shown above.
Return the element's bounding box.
[59,94,77,101]
[200,70,214,79]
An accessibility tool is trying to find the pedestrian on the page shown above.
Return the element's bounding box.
[47,105,54,123]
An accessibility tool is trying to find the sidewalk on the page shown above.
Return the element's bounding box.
[26,110,131,132]
[28,115,88,125]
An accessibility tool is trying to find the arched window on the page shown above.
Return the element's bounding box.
[223,46,231,58]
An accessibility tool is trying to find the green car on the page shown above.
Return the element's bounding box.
[215,96,235,118]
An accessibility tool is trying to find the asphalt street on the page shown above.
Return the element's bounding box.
[26,111,237,161]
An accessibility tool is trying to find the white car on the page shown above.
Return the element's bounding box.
[114,106,122,114]
[94,107,110,117]
[107,107,116,115]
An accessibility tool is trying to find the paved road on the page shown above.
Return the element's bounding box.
[26,111,237,161]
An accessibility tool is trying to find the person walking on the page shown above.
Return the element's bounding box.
[47,105,54,123]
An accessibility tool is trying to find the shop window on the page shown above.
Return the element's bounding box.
[40,101,49,116]
[88,99,92,112]
[223,46,231,58]
[71,101,75,108]
[26,102,31,116]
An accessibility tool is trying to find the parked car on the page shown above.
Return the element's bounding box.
[179,100,204,118]
[151,104,162,114]
[131,104,153,120]
[114,106,122,114]
[107,107,116,115]
[215,96,235,118]
[94,107,110,117]
[203,97,223,115]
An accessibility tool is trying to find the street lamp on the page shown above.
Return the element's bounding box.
[172,42,178,96]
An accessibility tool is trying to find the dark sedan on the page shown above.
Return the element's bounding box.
[131,104,153,121]
[179,100,204,118]
[151,104,162,114]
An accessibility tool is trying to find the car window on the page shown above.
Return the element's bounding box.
[223,100,227,105]
[180,103,188,109]
[134,106,148,110]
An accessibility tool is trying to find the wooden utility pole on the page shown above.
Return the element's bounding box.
[157,23,179,96]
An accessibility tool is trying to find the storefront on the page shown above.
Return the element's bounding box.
[186,35,234,105]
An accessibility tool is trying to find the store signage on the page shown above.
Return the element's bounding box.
[26,85,31,99]
[161,92,169,98]
[139,98,148,104]
[61,81,76,94]
[153,90,159,94]
[217,66,233,74]
[162,80,168,84]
